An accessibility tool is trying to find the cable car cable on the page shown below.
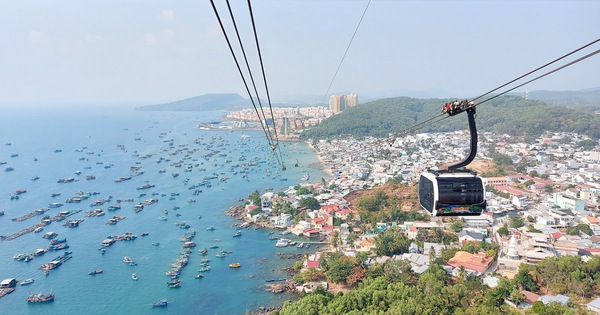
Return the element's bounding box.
[224,0,285,169]
[210,0,285,169]
[319,0,372,107]
[391,41,600,139]
[247,0,286,170]
[471,47,600,110]
[224,0,275,144]
[471,38,600,102]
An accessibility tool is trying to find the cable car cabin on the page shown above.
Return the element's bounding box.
[419,171,486,216]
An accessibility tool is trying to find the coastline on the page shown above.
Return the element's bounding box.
[305,140,334,175]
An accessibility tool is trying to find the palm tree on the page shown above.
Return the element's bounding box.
[331,231,340,251]
[458,266,467,283]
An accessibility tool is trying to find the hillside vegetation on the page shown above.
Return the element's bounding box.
[300,95,600,140]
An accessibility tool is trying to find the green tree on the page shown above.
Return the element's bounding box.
[325,254,356,283]
[509,216,525,229]
[374,227,410,256]
[450,219,464,233]
[299,197,320,210]
[498,224,509,237]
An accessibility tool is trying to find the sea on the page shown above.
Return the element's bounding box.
[0,106,328,315]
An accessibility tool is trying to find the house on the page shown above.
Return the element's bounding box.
[307,260,320,268]
[447,251,494,274]
[297,281,328,293]
[458,230,484,246]
[407,226,418,239]
[519,290,541,308]
[539,294,569,306]
[583,216,600,225]
[423,242,444,258]
[358,239,376,252]
[408,242,419,253]
[587,297,600,313]
[302,228,320,238]
[269,214,293,229]
[482,276,500,288]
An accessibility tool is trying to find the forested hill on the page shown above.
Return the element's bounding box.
[299,95,600,140]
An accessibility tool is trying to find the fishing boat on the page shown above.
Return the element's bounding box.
[88,269,103,275]
[123,256,134,263]
[195,273,204,279]
[167,280,181,288]
[233,231,242,237]
[229,263,241,268]
[206,226,215,231]
[19,278,35,285]
[27,292,55,303]
[275,239,290,247]
[132,273,138,280]
[152,298,168,307]
[152,242,160,246]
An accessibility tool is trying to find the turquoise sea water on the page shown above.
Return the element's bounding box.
[0,106,327,315]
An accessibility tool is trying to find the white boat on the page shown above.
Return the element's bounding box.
[131,273,138,280]
[34,227,44,233]
[20,278,35,285]
[275,239,290,247]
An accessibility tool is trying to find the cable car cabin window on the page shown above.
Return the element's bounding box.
[435,176,485,216]
[418,175,434,213]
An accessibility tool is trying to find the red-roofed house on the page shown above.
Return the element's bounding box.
[519,290,541,308]
[496,185,534,198]
[359,239,376,252]
[550,232,565,242]
[303,228,320,238]
[584,217,600,225]
[407,226,418,239]
[320,204,339,214]
[335,208,357,220]
[307,260,320,268]
[318,212,334,226]
[321,225,334,236]
[312,217,325,229]
[447,251,494,274]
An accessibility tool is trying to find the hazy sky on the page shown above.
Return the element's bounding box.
[1,0,598,107]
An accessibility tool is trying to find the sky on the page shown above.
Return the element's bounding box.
[0,0,599,108]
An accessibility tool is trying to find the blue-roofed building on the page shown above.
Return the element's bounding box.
[539,294,570,306]
[587,297,600,313]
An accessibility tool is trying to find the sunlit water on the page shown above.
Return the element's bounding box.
[0,106,326,314]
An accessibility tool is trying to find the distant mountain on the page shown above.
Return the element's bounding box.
[300,95,600,140]
[136,93,311,111]
[512,87,600,110]
[136,93,251,111]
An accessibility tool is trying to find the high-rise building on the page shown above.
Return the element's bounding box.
[329,95,343,113]
[344,93,358,108]
[329,93,358,113]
